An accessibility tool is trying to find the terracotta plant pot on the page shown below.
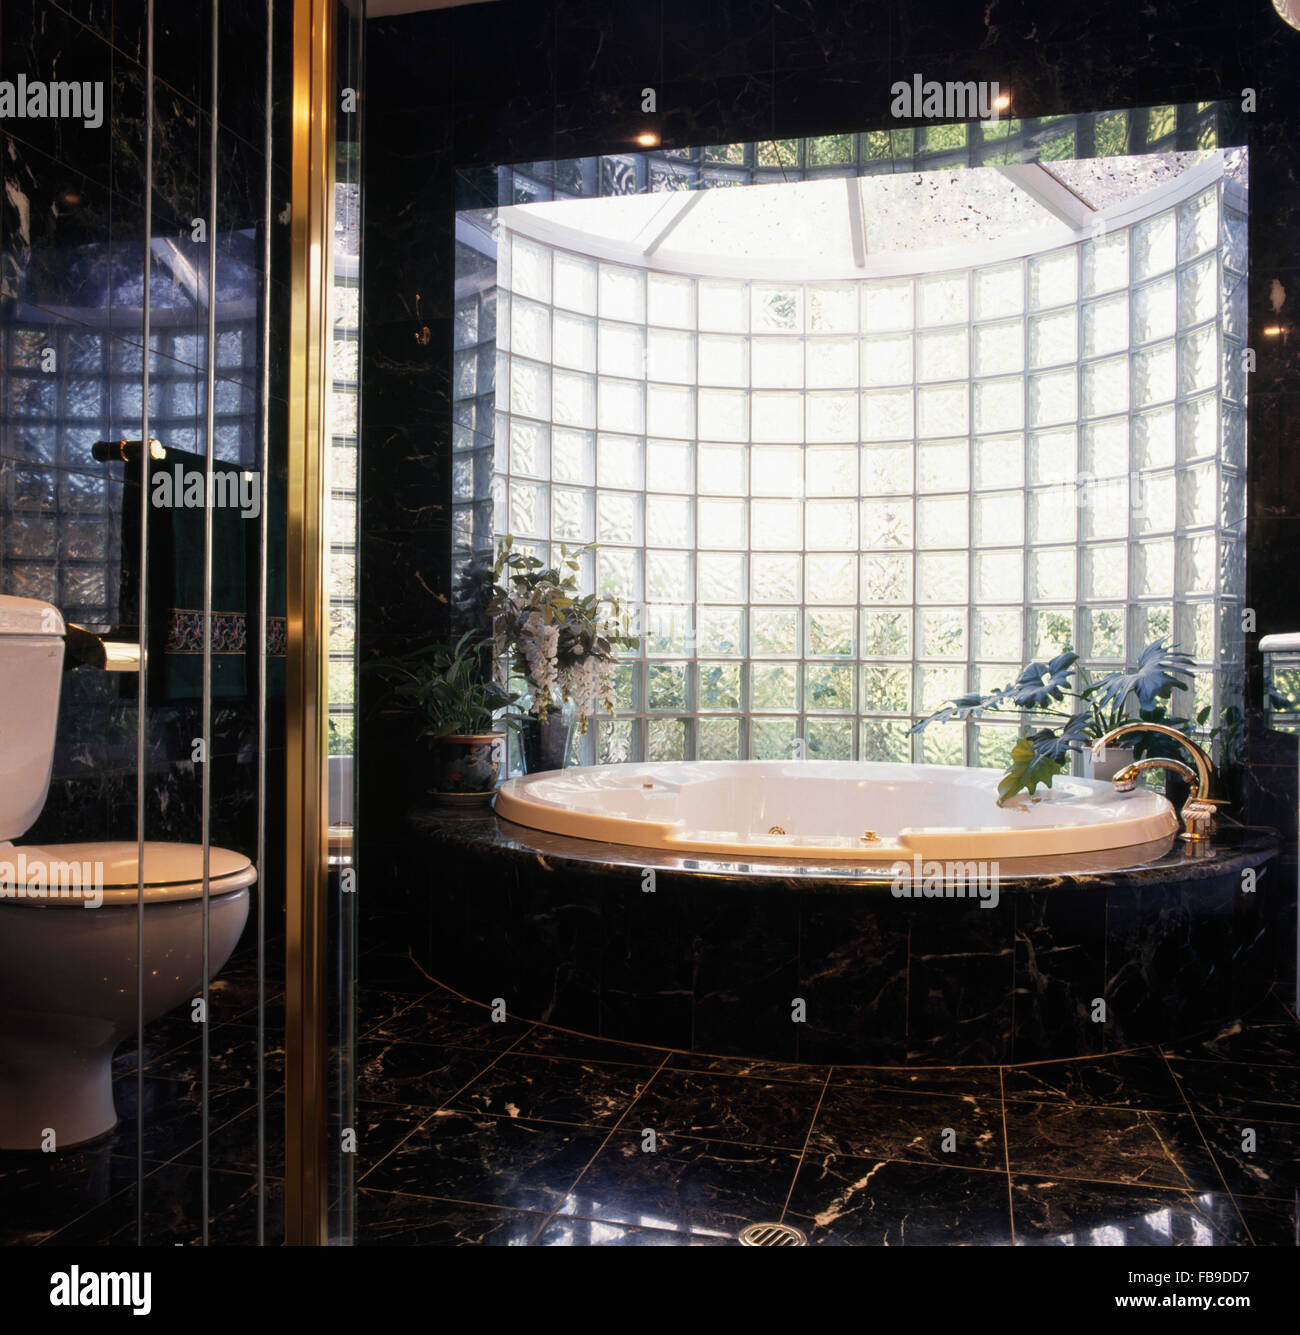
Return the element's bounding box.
[428,733,505,801]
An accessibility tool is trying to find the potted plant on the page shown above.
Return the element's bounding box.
[909,637,1212,806]
[490,538,640,773]
[366,631,518,802]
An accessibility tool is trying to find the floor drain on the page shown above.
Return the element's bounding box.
[738,1222,808,1247]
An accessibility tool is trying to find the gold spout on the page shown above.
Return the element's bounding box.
[1091,721,1217,803]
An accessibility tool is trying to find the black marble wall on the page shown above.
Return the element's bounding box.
[360,0,1300,976]
[0,0,292,906]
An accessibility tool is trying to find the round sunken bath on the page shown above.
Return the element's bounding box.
[413,762,1279,1066]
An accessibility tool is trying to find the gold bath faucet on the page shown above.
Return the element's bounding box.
[1090,722,1224,844]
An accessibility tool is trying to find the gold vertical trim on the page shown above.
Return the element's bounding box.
[285,0,334,1246]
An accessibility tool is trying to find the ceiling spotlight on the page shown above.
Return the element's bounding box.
[994,92,1012,111]
[635,130,660,148]
[1273,0,1300,32]
[1262,324,1287,337]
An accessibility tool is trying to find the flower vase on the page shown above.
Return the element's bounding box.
[519,704,575,774]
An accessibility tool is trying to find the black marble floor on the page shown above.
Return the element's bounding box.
[3,942,1299,1246]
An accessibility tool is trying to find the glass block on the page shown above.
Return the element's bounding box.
[805,338,859,388]
[752,284,802,332]
[1081,293,1127,358]
[750,498,802,549]
[597,377,645,434]
[646,494,692,547]
[1079,475,1128,540]
[1030,608,1075,658]
[1138,603,1173,646]
[647,271,695,328]
[861,441,911,495]
[1178,461,1217,528]
[917,273,968,326]
[598,433,643,489]
[862,278,913,331]
[1132,406,1175,470]
[599,264,645,322]
[1028,546,1075,602]
[648,719,687,762]
[510,418,549,476]
[1082,356,1129,418]
[1080,416,1127,479]
[917,494,968,549]
[750,392,804,444]
[552,486,592,542]
[917,608,965,659]
[861,665,910,713]
[974,721,1018,770]
[1028,369,1076,426]
[646,384,695,438]
[917,384,968,437]
[974,319,1024,377]
[1178,255,1218,328]
[553,369,596,428]
[860,718,911,762]
[972,377,1022,434]
[862,333,914,387]
[974,549,1023,603]
[1029,485,1078,544]
[698,334,748,387]
[554,250,597,314]
[1133,209,1175,280]
[919,722,966,766]
[804,498,858,550]
[751,337,803,389]
[973,434,1024,490]
[808,283,858,333]
[974,492,1024,546]
[598,320,645,380]
[552,310,596,373]
[697,387,748,442]
[509,358,549,418]
[1133,471,1176,534]
[806,446,857,496]
[858,553,910,606]
[1177,395,1218,462]
[751,662,799,711]
[1083,544,1126,603]
[697,497,746,549]
[697,717,742,760]
[859,388,912,442]
[751,718,800,759]
[751,445,801,496]
[1223,208,1247,274]
[917,328,969,383]
[1134,538,1175,599]
[697,552,744,601]
[646,439,692,492]
[917,664,966,713]
[597,491,640,543]
[698,279,748,332]
[914,439,967,495]
[805,552,856,602]
[1028,427,1076,485]
[751,608,800,657]
[916,551,968,604]
[1086,607,1125,660]
[805,717,854,758]
[974,261,1024,321]
[1224,275,1247,342]
[861,608,912,657]
[647,548,691,604]
[751,553,801,603]
[1028,309,1075,369]
[1029,249,1077,309]
[803,392,854,443]
[1176,534,1216,595]
[697,442,746,495]
[597,547,640,600]
[511,236,551,302]
[509,479,546,535]
[645,327,694,384]
[511,297,551,361]
[697,660,742,711]
[807,609,855,658]
[1178,327,1218,396]
[546,428,592,486]
[1082,231,1129,297]
[1177,187,1218,261]
[860,498,913,548]
[698,606,744,655]
[1130,276,1175,346]
[805,662,855,711]
[974,607,1021,660]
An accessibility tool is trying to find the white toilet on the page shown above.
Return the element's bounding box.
[0,595,256,1150]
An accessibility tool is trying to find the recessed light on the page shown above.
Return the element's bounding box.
[1273,0,1300,32]
[1262,324,1286,337]
[635,131,659,148]
[994,92,1011,111]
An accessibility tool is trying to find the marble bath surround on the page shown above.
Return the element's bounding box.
[411,808,1278,1067]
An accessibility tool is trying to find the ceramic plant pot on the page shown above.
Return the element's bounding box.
[428,733,505,802]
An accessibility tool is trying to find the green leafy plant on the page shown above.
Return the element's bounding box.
[366,631,518,741]
[490,537,640,729]
[910,637,1209,805]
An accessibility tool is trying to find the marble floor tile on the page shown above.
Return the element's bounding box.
[629,1068,825,1149]
[444,1051,654,1127]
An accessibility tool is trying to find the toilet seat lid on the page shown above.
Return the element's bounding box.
[0,841,257,906]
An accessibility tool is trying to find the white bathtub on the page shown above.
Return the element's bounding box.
[492,761,1180,861]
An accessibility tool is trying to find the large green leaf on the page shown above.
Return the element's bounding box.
[996,733,1068,806]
